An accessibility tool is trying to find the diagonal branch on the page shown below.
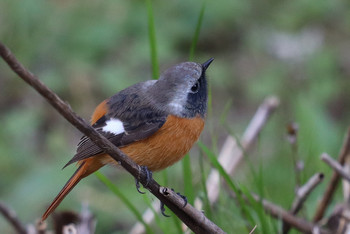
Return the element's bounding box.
[0,201,27,234]
[313,128,350,222]
[0,42,224,234]
[283,173,324,233]
[321,153,350,182]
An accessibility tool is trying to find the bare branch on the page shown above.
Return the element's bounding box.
[321,153,350,182]
[291,173,325,214]
[249,225,257,234]
[283,173,324,233]
[0,42,224,234]
[314,128,350,222]
[0,201,27,234]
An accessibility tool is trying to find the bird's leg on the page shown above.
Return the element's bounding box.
[135,165,153,194]
[159,188,188,217]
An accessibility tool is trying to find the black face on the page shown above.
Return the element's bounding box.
[184,70,208,118]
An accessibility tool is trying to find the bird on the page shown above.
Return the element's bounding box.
[41,58,214,221]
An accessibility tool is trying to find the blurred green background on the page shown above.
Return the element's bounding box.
[1,0,350,233]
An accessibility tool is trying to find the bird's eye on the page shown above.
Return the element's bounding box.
[191,81,200,93]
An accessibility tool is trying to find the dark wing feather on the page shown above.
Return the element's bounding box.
[63,80,167,168]
[63,115,166,168]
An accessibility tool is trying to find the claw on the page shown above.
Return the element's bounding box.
[178,193,188,208]
[160,201,170,217]
[135,166,153,194]
[159,188,188,217]
[135,178,145,194]
[171,188,187,208]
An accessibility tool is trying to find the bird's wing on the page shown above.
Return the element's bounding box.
[63,86,167,168]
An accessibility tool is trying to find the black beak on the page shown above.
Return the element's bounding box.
[202,58,214,71]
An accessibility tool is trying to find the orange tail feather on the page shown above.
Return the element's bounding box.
[41,158,102,221]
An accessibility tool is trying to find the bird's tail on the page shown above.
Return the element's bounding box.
[41,158,101,222]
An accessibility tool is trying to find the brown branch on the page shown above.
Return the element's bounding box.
[0,201,27,234]
[321,153,350,182]
[291,173,325,215]
[283,173,324,233]
[0,42,224,234]
[314,128,350,222]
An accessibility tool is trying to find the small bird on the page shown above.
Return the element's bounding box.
[41,58,214,221]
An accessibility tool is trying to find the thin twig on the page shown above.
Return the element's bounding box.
[0,42,224,234]
[291,173,325,214]
[283,173,324,233]
[130,96,279,234]
[313,128,350,222]
[0,201,27,234]
[321,153,350,182]
[286,122,302,190]
[249,225,257,234]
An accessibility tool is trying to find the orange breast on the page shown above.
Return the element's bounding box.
[102,115,205,171]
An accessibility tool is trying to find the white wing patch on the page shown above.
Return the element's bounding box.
[102,118,125,135]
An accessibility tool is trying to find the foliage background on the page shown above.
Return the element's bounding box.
[0,0,350,233]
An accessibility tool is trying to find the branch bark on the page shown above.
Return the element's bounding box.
[283,173,324,233]
[0,42,224,234]
[313,128,350,222]
[321,153,350,182]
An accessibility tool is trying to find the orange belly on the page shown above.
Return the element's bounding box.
[101,115,204,171]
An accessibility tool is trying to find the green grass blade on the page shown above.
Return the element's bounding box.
[171,213,183,233]
[219,98,233,125]
[145,0,159,79]
[199,154,212,219]
[197,141,256,231]
[189,1,206,61]
[142,195,167,233]
[183,0,207,208]
[240,185,272,234]
[161,169,168,186]
[182,154,194,204]
[95,171,154,234]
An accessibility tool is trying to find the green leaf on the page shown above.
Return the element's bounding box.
[197,141,256,231]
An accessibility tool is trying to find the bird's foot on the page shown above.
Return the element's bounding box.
[159,188,188,217]
[135,165,152,194]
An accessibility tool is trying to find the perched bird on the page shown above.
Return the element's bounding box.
[41,58,214,221]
